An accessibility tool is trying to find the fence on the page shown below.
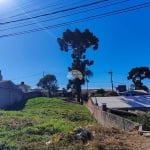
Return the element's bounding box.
[23,91,43,100]
[86,98,139,131]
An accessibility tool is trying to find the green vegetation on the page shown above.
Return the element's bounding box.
[37,74,58,97]
[92,89,118,97]
[57,28,99,102]
[0,97,96,149]
[127,66,150,91]
[128,113,150,130]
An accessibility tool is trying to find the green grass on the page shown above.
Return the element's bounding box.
[0,97,96,149]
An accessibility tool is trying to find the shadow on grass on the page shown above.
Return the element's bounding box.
[5,98,29,111]
[4,91,44,111]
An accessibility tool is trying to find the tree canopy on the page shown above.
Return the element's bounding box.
[57,28,99,102]
[37,74,58,97]
[127,66,150,91]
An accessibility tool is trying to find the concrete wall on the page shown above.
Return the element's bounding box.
[86,98,139,131]
[0,87,42,109]
[23,91,43,100]
[0,87,23,109]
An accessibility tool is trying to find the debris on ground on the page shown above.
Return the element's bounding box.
[73,127,91,144]
[46,125,150,150]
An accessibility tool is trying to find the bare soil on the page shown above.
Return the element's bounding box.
[52,125,150,150]
[86,125,150,150]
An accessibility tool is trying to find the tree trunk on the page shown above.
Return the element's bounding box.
[48,89,51,97]
[76,83,81,103]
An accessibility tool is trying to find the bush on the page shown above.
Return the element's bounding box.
[128,113,150,130]
[81,93,88,101]
[91,89,119,97]
[104,91,118,97]
[94,89,105,97]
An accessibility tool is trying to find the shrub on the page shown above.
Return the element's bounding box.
[128,113,150,130]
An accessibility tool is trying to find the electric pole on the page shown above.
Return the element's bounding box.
[108,71,114,91]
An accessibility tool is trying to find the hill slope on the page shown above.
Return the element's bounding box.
[0,97,96,149]
[0,97,149,150]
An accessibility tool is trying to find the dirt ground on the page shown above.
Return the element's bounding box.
[50,125,150,150]
[85,125,150,150]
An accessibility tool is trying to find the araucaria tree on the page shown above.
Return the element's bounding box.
[37,74,58,97]
[57,29,99,102]
[127,67,150,91]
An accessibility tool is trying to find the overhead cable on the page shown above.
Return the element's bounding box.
[0,1,149,39]
[0,0,128,32]
[0,0,107,25]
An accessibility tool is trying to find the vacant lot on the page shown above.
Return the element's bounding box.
[0,97,149,150]
[0,97,96,149]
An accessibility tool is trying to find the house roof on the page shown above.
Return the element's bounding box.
[119,90,148,96]
[91,95,150,109]
[0,80,20,90]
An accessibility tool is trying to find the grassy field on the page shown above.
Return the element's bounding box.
[0,97,96,150]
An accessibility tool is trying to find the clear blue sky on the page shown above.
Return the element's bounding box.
[0,0,150,90]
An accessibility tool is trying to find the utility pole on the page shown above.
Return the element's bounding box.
[86,76,89,94]
[43,71,45,77]
[108,71,114,91]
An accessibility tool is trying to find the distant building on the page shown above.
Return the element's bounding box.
[17,81,31,93]
[0,71,42,109]
[91,95,150,111]
[116,85,127,92]
[119,90,149,96]
[0,70,3,81]
[0,80,23,109]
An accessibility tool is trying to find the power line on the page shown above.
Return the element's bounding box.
[0,1,149,39]
[7,0,92,20]
[11,72,42,81]
[0,0,107,25]
[0,0,43,20]
[0,0,111,37]
[0,0,128,32]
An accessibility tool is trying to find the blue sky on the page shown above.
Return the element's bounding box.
[0,0,150,90]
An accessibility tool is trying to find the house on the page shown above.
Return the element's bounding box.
[119,90,149,96]
[116,85,127,92]
[91,95,150,111]
[0,80,23,109]
[0,71,44,109]
[17,81,31,93]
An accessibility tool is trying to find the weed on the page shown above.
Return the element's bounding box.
[0,97,96,149]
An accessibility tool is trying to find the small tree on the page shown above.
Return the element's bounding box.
[127,67,150,91]
[57,29,99,102]
[37,74,58,97]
